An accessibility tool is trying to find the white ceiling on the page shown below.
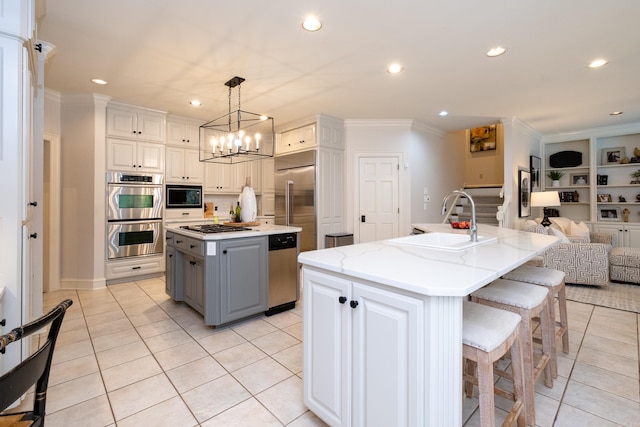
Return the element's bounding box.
[38,0,640,135]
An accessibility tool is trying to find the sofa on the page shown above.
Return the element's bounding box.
[522,218,616,286]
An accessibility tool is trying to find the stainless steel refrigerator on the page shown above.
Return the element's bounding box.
[275,150,316,252]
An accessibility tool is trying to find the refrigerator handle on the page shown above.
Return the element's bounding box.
[286,180,294,225]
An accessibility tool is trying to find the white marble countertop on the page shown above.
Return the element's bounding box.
[298,224,558,297]
[166,223,301,241]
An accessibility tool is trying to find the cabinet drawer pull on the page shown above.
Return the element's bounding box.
[29,233,38,239]
[132,266,141,270]
[338,296,347,304]
[176,240,183,244]
[350,300,359,309]
[190,261,196,265]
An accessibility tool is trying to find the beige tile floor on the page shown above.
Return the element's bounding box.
[7,277,640,426]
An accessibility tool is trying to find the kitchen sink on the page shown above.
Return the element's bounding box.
[388,232,497,251]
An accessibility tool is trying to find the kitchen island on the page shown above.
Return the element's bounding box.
[299,223,558,427]
[166,223,301,326]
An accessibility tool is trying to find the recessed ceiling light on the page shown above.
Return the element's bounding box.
[190,100,201,107]
[387,63,404,74]
[589,58,608,68]
[610,111,623,116]
[302,16,322,32]
[438,111,449,117]
[91,78,107,85]
[486,47,506,57]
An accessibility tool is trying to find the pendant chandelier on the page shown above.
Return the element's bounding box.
[199,76,275,164]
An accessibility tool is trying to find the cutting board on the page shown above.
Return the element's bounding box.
[223,221,260,227]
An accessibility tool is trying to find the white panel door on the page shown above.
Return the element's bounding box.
[358,157,399,243]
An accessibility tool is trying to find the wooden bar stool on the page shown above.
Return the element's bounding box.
[463,301,527,427]
[503,265,569,378]
[470,279,554,427]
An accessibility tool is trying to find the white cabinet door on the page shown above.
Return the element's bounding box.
[166,147,203,183]
[107,106,165,143]
[625,225,640,248]
[262,157,275,193]
[278,124,316,154]
[303,268,350,427]
[351,282,423,427]
[167,118,200,148]
[107,138,137,171]
[204,163,234,193]
[137,141,165,173]
[107,108,138,139]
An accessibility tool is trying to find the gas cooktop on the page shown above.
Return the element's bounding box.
[180,224,252,234]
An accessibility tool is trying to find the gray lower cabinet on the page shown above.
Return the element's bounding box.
[183,254,206,315]
[219,237,268,324]
[166,231,268,326]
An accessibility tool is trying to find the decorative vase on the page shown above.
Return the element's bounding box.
[239,177,257,223]
[552,180,560,187]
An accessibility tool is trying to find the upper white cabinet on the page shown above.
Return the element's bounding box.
[107,138,165,173]
[107,104,166,143]
[165,147,204,183]
[204,163,234,193]
[278,124,316,154]
[167,117,200,148]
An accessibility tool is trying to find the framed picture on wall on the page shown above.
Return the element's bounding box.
[469,124,497,152]
[530,155,541,192]
[519,170,531,217]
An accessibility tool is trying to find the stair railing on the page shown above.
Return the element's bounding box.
[497,186,509,228]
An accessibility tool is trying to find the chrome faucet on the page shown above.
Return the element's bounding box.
[442,190,478,242]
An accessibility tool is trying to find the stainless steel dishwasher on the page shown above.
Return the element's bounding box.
[265,233,299,316]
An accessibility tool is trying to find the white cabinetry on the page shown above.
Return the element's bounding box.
[106,256,165,281]
[261,158,275,215]
[203,161,262,194]
[204,163,235,193]
[165,147,203,183]
[303,267,424,427]
[106,138,165,173]
[167,117,200,148]
[592,223,640,248]
[278,123,316,154]
[107,105,166,143]
[277,115,345,249]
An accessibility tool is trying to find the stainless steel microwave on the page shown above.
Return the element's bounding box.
[166,184,203,209]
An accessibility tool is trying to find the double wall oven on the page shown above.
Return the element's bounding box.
[106,172,164,260]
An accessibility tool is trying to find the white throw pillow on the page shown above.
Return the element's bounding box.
[549,227,571,243]
[549,217,572,234]
[569,220,591,243]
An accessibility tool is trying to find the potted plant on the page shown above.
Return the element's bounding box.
[630,170,640,184]
[547,170,564,187]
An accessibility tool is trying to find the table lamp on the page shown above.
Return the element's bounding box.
[531,191,561,227]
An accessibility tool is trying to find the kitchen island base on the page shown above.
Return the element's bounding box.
[303,266,462,426]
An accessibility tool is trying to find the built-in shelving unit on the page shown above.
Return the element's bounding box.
[542,124,640,247]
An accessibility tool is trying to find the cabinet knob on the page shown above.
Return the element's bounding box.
[350,300,359,309]
[223,250,227,254]
[29,233,38,239]
[28,201,38,207]
[338,296,347,304]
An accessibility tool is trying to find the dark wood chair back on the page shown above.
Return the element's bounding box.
[0,299,73,426]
